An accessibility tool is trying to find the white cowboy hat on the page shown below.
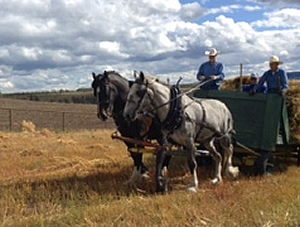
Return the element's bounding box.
[269,55,283,64]
[205,48,219,57]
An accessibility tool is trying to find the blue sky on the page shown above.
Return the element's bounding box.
[0,0,299,93]
[181,0,264,22]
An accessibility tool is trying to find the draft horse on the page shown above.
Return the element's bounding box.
[123,72,239,192]
[92,71,171,188]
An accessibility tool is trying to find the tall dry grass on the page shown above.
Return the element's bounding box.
[0,128,299,226]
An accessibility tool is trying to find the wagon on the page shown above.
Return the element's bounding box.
[193,90,300,175]
[112,88,300,175]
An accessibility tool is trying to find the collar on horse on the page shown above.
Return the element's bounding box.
[161,85,183,132]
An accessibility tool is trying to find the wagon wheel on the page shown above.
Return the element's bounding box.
[254,151,275,175]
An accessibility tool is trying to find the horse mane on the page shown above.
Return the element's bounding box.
[104,70,124,79]
[144,76,170,87]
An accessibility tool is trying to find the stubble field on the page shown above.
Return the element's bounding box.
[0,128,299,226]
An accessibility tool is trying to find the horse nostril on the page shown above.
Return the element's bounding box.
[125,113,133,121]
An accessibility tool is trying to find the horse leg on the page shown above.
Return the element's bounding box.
[204,140,223,184]
[156,136,172,179]
[186,139,198,192]
[156,148,168,193]
[220,137,239,179]
[161,154,172,177]
[127,151,149,184]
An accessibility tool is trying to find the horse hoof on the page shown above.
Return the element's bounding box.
[229,166,239,179]
[211,178,223,185]
[187,187,198,193]
[141,172,150,180]
[156,185,168,194]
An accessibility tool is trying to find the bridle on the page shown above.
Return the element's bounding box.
[93,75,111,108]
[126,80,157,118]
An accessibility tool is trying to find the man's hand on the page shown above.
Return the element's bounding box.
[200,76,206,81]
[249,89,256,96]
[210,75,219,80]
[278,90,286,96]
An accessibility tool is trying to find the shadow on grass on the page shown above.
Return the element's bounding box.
[0,155,217,205]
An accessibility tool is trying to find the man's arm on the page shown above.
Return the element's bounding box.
[254,72,267,92]
[281,70,289,92]
[196,64,205,81]
[215,63,225,80]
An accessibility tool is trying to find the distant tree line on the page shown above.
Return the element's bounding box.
[1,88,97,104]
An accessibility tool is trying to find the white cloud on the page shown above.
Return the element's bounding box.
[252,0,300,7]
[180,2,205,20]
[205,4,262,16]
[22,47,43,61]
[98,41,129,58]
[244,5,262,12]
[0,81,14,89]
[0,0,299,93]
[251,8,300,28]
[206,5,242,15]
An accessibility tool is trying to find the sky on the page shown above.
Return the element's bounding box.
[0,0,300,93]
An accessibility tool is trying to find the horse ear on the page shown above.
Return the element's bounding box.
[129,81,134,87]
[92,72,96,79]
[140,71,145,82]
[133,70,138,79]
[103,70,109,79]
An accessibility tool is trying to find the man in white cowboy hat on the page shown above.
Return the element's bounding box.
[254,55,288,95]
[196,48,225,90]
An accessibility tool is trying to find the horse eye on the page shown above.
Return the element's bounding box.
[136,89,146,98]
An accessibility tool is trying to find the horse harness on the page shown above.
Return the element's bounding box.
[161,85,183,133]
[93,73,111,108]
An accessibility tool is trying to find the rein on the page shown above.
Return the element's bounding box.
[141,78,214,117]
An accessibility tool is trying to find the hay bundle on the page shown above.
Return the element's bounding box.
[221,76,252,91]
[286,81,300,141]
[221,77,300,142]
[21,120,36,133]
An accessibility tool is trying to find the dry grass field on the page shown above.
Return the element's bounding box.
[0,128,299,226]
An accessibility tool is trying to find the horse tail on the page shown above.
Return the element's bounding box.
[229,128,237,146]
[227,111,237,146]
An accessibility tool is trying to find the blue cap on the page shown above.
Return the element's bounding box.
[250,73,258,79]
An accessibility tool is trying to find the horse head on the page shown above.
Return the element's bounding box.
[92,70,123,121]
[123,71,156,121]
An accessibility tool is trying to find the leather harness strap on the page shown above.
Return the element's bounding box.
[161,85,183,133]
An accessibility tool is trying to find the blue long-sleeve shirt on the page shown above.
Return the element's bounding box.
[254,69,288,94]
[243,84,267,93]
[196,61,225,90]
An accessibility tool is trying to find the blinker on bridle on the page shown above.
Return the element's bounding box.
[93,75,111,107]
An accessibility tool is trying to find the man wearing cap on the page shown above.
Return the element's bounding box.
[196,48,225,90]
[243,73,267,93]
[254,56,288,95]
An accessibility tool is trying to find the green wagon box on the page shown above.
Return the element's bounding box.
[194,90,299,174]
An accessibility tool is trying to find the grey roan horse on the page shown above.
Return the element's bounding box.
[92,71,171,188]
[123,72,239,192]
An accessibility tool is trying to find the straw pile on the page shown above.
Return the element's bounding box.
[221,75,252,91]
[286,81,300,142]
[221,77,300,142]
